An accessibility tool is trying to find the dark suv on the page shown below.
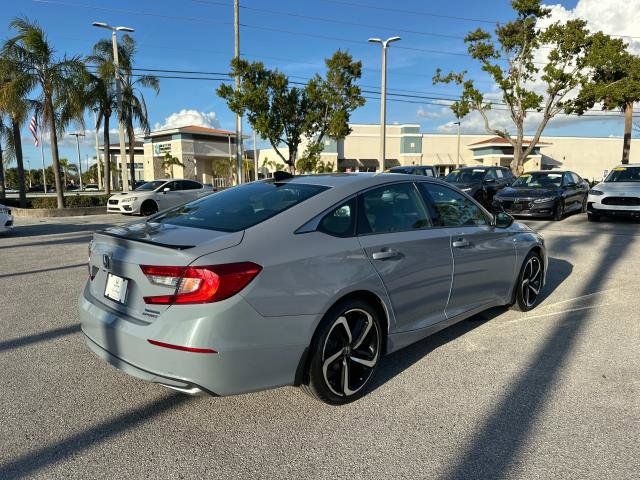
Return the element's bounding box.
[387,165,437,177]
[444,166,515,207]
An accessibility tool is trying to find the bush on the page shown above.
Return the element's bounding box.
[30,195,110,209]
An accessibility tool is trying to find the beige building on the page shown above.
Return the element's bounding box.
[259,123,640,181]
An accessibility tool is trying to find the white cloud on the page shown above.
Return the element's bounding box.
[153,109,221,131]
[416,106,449,119]
[436,0,640,133]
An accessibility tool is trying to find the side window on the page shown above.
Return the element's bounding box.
[182,180,201,190]
[419,183,489,227]
[318,198,356,237]
[571,173,581,184]
[563,172,574,185]
[495,168,504,179]
[164,181,178,191]
[357,183,431,235]
[425,168,435,177]
[485,169,497,180]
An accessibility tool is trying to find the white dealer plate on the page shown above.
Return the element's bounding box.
[104,273,128,304]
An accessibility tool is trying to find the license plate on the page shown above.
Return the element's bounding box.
[104,273,128,304]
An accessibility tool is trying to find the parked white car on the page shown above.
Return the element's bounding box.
[107,179,213,216]
[587,164,640,221]
[0,204,14,233]
[84,184,100,192]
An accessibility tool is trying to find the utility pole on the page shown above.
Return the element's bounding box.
[253,130,258,181]
[93,109,103,190]
[234,0,243,184]
[70,132,85,190]
[368,36,401,172]
[454,121,461,167]
[26,159,32,189]
[92,22,135,191]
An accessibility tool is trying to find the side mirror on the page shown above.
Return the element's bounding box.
[494,211,514,228]
[163,187,170,194]
[484,178,496,184]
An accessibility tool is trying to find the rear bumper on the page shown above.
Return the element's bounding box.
[78,283,316,396]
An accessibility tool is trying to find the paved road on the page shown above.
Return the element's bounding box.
[1,213,638,479]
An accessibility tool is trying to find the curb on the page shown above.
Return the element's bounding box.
[11,206,110,218]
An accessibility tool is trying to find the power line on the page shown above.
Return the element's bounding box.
[192,0,465,40]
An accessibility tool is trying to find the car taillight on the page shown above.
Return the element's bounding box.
[140,262,262,305]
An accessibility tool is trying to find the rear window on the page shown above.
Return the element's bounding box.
[153,181,329,232]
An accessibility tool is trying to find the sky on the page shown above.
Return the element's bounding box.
[1,0,640,170]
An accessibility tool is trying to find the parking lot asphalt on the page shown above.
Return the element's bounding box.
[0,212,638,480]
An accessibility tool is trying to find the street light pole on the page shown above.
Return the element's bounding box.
[92,22,134,191]
[369,36,400,172]
[70,132,85,190]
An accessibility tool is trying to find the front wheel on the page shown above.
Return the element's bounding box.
[581,195,588,213]
[511,252,544,312]
[553,201,565,221]
[140,200,158,216]
[301,299,382,405]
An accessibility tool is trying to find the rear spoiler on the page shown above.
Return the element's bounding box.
[98,230,195,250]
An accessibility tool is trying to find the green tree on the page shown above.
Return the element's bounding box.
[433,0,593,175]
[0,115,14,199]
[217,50,364,171]
[573,33,640,164]
[3,17,87,208]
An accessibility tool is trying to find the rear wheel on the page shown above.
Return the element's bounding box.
[511,251,544,312]
[301,299,382,405]
[140,200,158,216]
[581,195,588,213]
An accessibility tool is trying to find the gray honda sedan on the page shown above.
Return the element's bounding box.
[80,173,546,404]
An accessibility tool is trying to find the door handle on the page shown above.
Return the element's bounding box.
[372,249,401,260]
[452,238,470,248]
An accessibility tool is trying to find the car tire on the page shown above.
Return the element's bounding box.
[581,195,588,213]
[587,212,600,222]
[553,201,564,221]
[511,251,544,312]
[140,200,158,216]
[301,298,382,405]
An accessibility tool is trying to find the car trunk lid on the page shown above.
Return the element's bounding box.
[88,222,243,322]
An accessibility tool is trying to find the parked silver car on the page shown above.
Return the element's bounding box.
[107,179,212,216]
[587,164,640,221]
[0,204,13,233]
[80,173,546,404]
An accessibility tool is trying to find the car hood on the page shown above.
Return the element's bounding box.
[593,181,640,193]
[496,186,558,199]
[100,221,243,251]
[109,191,153,200]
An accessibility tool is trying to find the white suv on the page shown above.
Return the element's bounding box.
[107,179,213,216]
[587,164,640,221]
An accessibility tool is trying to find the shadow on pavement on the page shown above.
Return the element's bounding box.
[0,263,86,279]
[0,325,81,353]
[0,394,190,480]
[6,221,120,239]
[439,230,630,479]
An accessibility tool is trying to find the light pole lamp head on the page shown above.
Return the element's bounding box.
[116,26,134,32]
[368,38,382,44]
[92,21,111,29]
[386,36,401,44]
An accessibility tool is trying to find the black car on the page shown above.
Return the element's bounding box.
[493,170,589,220]
[387,165,437,177]
[444,166,515,206]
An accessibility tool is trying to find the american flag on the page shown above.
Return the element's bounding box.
[29,115,39,147]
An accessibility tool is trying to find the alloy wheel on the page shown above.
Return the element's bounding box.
[321,308,380,397]
[521,256,542,308]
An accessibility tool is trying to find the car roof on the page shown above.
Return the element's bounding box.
[612,163,640,167]
[523,170,568,174]
[282,172,447,188]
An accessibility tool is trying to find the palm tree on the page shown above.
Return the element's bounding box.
[3,17,87,208]
[0,115,12,200]
[85,38,123,195]
[58,157,70,187]
[117,35,159,188]
[0,58,29,207]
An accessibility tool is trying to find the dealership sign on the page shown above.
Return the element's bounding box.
[153,142,172,155]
